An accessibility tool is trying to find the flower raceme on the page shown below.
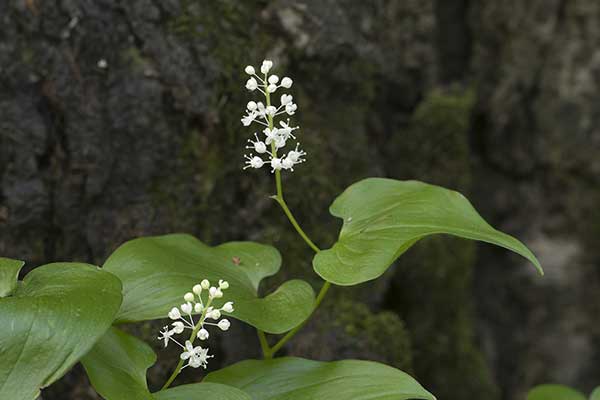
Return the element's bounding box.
[157,279,233,370]
[242,59,306,172]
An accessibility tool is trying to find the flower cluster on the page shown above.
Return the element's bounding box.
[158,279,233,369]
[242,60,306,173]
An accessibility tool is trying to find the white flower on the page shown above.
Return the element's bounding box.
[246,77,258,91]
[194,303,203,313]
[193,284,202,295]
[281,77,293,88]
[285,103,297,115]
[219,280,229,289]
[172,321,185,334]
[158,326,174,347]
[274,135,286,149]
[209,287,223,299]
[280,94,293,105]
[287,144,307,164]
[181,341,213,369]
[222,302,234,313]
[197,328,209,341]
[263,127,279,145]
[244,155,265,170]
[270,158,283,172]
[278,120,298,140]
[241,111,257,126]
[247,134,268,154]
[265,105,277,117]
[244,65,255,75]
[208,309,221,320]
[168,307,181,320]
[217,319,231,331]
[181,302,193,314]
[260,60,273,74]
[201,279,210,289]
[184,292,195,302]
[241,59,306,172]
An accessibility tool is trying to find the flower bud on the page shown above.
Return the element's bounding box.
[168,307,181,320]
[197,328,210,340]
[218,319,231,331]
[268,74,279,84]
[246,77,258,91]
[194,303,203,313]
[209,287,218,298]
[209,309,221,320]
[192,284,202,295]
[260,60,273,74]
[247,101,257,111]
[219,280,229,290]
[222,301,234,313]
[244,65,255,75]
[181,302,193,314]
[184,292,195,302]
[267,84,277,93]
[281,77,293,88]
[201,279,210,289]
[172,321,185,334]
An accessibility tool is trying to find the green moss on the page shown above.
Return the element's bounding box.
[384,88,499,400]
[332,297,413,372]
[386,87,475,191]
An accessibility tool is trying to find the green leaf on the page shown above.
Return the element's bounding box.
[0,263,122,400]
[0,257,24,297]
[590,387,600,400]
[206,357,436,400]
[314,178,542,285]
[154,383,251,400]
[82,327,156,400]
[82,327,251,400]
[103,234,315,334]
[527,384,586,400]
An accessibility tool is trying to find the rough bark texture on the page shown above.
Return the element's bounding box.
[1,1,599,399]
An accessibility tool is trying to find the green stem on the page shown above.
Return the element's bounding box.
[261,70,330,357]
[160,299,212,391]
[269,280,330,356]
[257,329,273,359]
[274,196,320,253]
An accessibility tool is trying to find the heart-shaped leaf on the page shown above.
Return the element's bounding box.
[103,234,315,334]
[314,178,542,285]
[0,257,24,297]
[527,385,586,400]
[206,357,436,400]
[0,262,122,400]
[81,327,250,400]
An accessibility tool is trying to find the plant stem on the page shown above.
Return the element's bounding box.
[269,280,330,356]
[257,329,273,359]
[260,70,330,358]
[160,299,212,391]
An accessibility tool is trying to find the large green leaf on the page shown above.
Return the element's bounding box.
[0,262,122,400]
[314,178,542,285]
[590,387,600,400]
[103,234,315,334]
[82,327,250,400]
[206,357,436,400]
[0,257,24,297]
[527,384,586,400]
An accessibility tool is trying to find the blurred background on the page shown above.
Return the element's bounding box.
[1,1,599,399]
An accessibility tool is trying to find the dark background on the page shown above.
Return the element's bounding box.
[1,1,599,399]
